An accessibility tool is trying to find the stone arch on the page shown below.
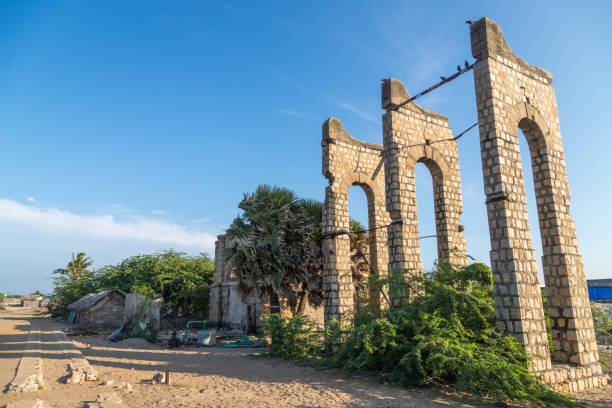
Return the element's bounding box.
[414,156,454,262]
[509,102,554,150]
[381,78,467,299]
[471,16,603,390]
[322,118,391,324]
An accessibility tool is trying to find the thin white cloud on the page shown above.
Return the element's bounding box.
[190,217,212,224]
[225,4,239,14]
[0,199,216,250]
[276,109,305,118]
[334,101,378,124]
[278,17,296,29]
[272,73,306,91]
[151,210,167,215]
[26,196,36,203]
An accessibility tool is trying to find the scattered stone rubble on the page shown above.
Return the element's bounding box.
[86,393,124,408]
[101,380,132,391]
[50,329,99,384]
[66,359,98,384]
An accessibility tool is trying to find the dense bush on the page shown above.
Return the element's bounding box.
[262,262,578,407]
[327,262,577,406]
[95,250,214,317]
[49,250,214,318]
[261,313,322,362]
[591,304,612,338]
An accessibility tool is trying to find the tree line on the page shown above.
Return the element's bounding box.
[49,250,214,318]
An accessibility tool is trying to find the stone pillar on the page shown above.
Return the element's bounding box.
[208,235,228,327]
[382,79,467,303]
[321,118,390,323]
[431,160,467,267]
[322,184,353,324]
[367,186,390,306]
[470,17,600,373]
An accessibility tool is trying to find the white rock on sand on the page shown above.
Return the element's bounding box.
[86,393,123,408]
[5,399,44,408]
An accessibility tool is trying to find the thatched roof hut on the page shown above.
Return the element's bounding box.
[68,289,126,328]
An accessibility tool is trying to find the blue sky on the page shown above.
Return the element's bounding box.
[1,1,610,294]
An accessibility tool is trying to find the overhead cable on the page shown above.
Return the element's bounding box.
[390,60,475,112]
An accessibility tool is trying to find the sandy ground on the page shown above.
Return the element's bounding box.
[1,307,612,408]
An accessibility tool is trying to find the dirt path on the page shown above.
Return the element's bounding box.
[0,307,30,392]
[0,307,103,407]
[2,308,612,408]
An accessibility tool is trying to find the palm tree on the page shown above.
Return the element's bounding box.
[66,252,94,280]
[226,185,310,314]
[294,198,324,314]
[226,185,375,316]
[50,252,96,316]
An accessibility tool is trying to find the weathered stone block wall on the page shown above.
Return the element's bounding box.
[470,17,604,390]
[322,118,391,324]
[208,234,227,327]
[381,79,467,301]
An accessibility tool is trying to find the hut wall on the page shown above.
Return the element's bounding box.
[77,292,125,328]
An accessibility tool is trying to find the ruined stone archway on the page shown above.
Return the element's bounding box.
[321,118,391,324]
[381,78,468,299]
[471,17,604,390]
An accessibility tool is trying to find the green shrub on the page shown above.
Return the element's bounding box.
[258,262,579,407]
[261,313,321,362]
[329,262,579,407]
[591,304,612,337]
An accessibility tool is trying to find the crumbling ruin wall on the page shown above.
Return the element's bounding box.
[208,234,229,328]
[470,17,604,391]
[208,234,267,332]
[321,118,391,324]
[209,234,324,332]
[381,79,467,291]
